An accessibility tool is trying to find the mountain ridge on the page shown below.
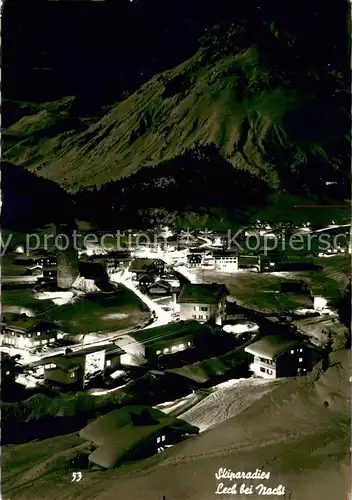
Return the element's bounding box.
[2,19,350,232]
[3,29,349,195]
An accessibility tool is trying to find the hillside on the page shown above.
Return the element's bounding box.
[2,21,350,196]
[1,161,73,230]
[2,349,350,500]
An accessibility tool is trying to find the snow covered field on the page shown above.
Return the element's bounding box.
[179,377,283,432]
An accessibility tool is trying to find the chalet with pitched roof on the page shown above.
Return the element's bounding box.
[245,335,313,378]
[115,320,213,365]
[129,258,165,281]
[177,283,229,325]
[147,280,172,296]
[0,318,59,349]
[79,405,199,469]
[213,250,238,271]
[29,343,125,387]
[83,251,132,275]
[187,253,203,268]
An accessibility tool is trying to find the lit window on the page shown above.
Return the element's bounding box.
[163,348,169,354]
[161,435,166,442]
[299,358,303,362]
[28,333,32,338]
[179,344,185,350]
[5,371,10,375]
[106,360,111,366]
[50,338,55,343]
[299,348,303,352]
[157,436,161,443]
[70,372,76,379]
[156,350,162,355]
[171,346,178,352]
[42,339,48,345]
[37,332,41,336]
[290,349,294,354]
[187,341,191,347]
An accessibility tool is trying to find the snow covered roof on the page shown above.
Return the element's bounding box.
[5,318,60,333]
[245,335,301,360]
[48,357,80,372]
[148,280,171,290]
[79,406,198,469]
[128,320,212,349]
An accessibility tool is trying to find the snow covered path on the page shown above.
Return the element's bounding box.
[111,273,172,328]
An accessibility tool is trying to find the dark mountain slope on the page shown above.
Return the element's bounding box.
[73,144,271,229]
[2,11,350,195]
[2,3,350,232]
[1,162,73,230]
[3,38,348,195]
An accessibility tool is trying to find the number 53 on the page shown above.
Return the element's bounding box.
[71,472,83,482]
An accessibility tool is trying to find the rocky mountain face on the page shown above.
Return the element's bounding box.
[2,2,350,228]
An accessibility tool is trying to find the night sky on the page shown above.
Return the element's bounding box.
[2,0,350,105]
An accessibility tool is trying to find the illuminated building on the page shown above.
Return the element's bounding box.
[1,318,59,349]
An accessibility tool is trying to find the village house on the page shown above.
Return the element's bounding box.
[159,274,181,289]
[177,283,229,325]
[202,252,215,268]
[29,343,124,388]
[187,253,202,268]
[79,405,199,469]
[147,280,172,296]
[115,320,214,366]
[245,335,313,378]
[84,251,132,276]
[0,318,59,349]
[42,356,81,387]
[138,273,158,288]
[213,250,238,272]
[129,258,165,281]
[186,248,208,268]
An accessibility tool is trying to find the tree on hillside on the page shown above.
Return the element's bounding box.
[1,352,23,386]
